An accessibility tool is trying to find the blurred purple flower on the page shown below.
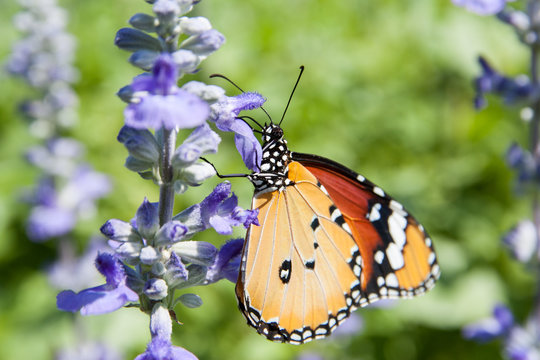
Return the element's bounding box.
[24,177,68,242]
[57,253,138,315]
[48,238,109,291]
[296,353,325,360]
[124,54,209,130]
[205,238,243,283]
[210,92,265,171]
[25,164,111,242]
[452,0,510,16]
[505,326,540,360]
[56,341,122,360]
[503,220,538,263]
[332,314,363,337]
[475,56,537,109]
[463,304,514,342]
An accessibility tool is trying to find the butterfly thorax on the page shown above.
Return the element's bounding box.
[248,124,293,194]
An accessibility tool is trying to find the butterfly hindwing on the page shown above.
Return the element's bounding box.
[236,162,362,344]
[292,152,440,305]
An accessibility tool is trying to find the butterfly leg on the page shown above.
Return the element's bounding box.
[200,157,249,179]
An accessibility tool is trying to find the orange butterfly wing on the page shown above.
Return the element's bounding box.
[294,152,440,304]
[236,162,363,344]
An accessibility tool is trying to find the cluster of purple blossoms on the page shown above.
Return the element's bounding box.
[6,0,79,138]
[455,1,540,359]
[24,138,111,242]
[7,0,119,358]
[56,0,267,358]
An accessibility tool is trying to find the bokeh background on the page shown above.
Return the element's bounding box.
[0,0,534,359]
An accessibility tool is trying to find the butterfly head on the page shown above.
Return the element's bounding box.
[262,124,285,144]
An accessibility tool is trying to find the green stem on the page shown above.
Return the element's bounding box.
[158,128,177,226]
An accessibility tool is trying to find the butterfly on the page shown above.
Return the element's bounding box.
[212,68,440,345]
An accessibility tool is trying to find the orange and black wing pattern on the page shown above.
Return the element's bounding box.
[236,123,439,345]
[236,162,364,344]
[293,152,440,305]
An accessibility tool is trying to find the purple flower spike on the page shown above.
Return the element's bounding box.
[205,238,244,283]
[57,253,138,315]
[200,182,259,235]
[211,92,265,171]
[452,0,509,16]
[462,304,514,343]
[124,54,209,130]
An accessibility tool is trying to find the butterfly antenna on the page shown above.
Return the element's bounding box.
[237,115,264,130]
[210,73,245,92]
[210,73,274,125]
[279,65,304,126]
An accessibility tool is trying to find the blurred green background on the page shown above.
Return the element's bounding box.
[0,0,535,359]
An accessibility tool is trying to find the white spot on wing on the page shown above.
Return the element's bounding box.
[374,250,385,264]
[385,273,399,288]
[357,174,366,182]
[386,242,405,270]
[373,186,385,197]
[428,252,436,264]
[369,203,382,222]
[388,213,407,248]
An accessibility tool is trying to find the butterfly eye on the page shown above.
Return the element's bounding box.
[271,127,283,138]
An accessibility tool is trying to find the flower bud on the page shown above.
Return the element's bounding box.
[136,198,160,240]
[179,16,212,36]
[172,241,217,266]
[140,245,161,265]
[144,278,168,300]
[115,28,163,52]
[129,13,157,32]
[155,221,189,246]
[181,29,225,57]
[129,50,161,71]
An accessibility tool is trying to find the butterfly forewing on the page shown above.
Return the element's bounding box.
[236,162,362,344]
[293,152,440,303]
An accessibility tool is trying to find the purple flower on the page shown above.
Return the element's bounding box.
[463,304,514,342]
[210,92,266,171]
[505,326,540,360]
[452,0,509,16]
[57,253,138,315]
[56,341,122,360]
[135,304,198,360]
[26,203,76,242]
[173,123,221,166]
[181,29,225,57]
[475,56,537,109]
[332,314,363,337]
[199,182,259,234]
[503,220,538,263]
[124,54,209,130]
[48,238,110,291]
[205,238,243,283]
[175,182,259,235]
[164,252,189,287]
[136,198,160,240]
[135,338,197,360]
